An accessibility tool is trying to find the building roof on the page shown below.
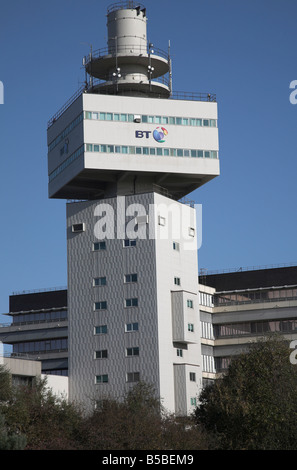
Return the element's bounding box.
[199,265,297,292]
[9,289,67,313]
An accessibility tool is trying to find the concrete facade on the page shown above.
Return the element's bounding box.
[67,192,202,414]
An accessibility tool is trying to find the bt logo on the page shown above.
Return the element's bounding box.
[153,127,168,143]
[135,127,168,143]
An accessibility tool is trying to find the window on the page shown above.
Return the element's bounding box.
[94,301,107,310]
[190,372,196,382]
[93,277,107,287]
[190,398,197,406]
[125,322,139,332]
[93,241,106,251]
[126,372,140,383]
[158,216,166,226]
[126,347,139,357]
[187,299,193,308]
[95,349,108,359]
[124,273,138,283]
[72,223,85,233]
[189,227,195,237]
[188,323,194,332]
[174,277,181,286]
[124,239,136,247]
[173,241,180,251]
[125,298,138,307]
[96,375,108,384]
[177,349,183,357]
[95,325,107,334]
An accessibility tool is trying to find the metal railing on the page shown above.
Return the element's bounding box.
[11,286,67,296]
[47,86,85,128]
[1,352,40,361]
[107,1,146,14]
[47,86,217,129]
[199,262,297,277]
[86,44,169,63]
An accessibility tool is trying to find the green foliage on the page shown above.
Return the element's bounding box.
[0,413,27,450]
[0,364,12,402]
[195,334,297,450]
[2,376,83,450]
[74,382,207,450]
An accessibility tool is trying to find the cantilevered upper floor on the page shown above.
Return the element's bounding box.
[47,91,220,200]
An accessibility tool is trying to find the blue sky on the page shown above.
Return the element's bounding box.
[0,0,297,321]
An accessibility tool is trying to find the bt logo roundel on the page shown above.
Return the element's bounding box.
[153,127,168,143]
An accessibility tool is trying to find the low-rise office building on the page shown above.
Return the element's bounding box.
[1,264,296,410]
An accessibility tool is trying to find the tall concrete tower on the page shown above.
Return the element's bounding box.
[47,1,219,415]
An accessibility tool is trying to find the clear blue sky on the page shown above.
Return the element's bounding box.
[0,0,297,320]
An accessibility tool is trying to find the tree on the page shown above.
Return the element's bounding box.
[0,364,26,449]
[194,334,297,450]
[0,364,11,402]
[77,382,208,450]
[3,376,83,450]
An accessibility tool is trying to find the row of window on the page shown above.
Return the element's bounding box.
[96,372,140,384]
[14,338,68,354]
[49,144,84,182]
[214,287,297,307]
[85,110,217,128]
[199,292,214,308]
[214,318,297,338]
[95,323,139,334]
[94,295,194,311]
[95,347,139,359]
[12,310,67,326]
[95,372,197,386]
[48,112,83,152]
[94,273,137,287]
[48,109,217,155]
[94,297,138,310]
[86,142,218,159]
[93,239,182,251]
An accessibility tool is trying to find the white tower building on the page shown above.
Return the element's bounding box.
[47,1,219,415]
